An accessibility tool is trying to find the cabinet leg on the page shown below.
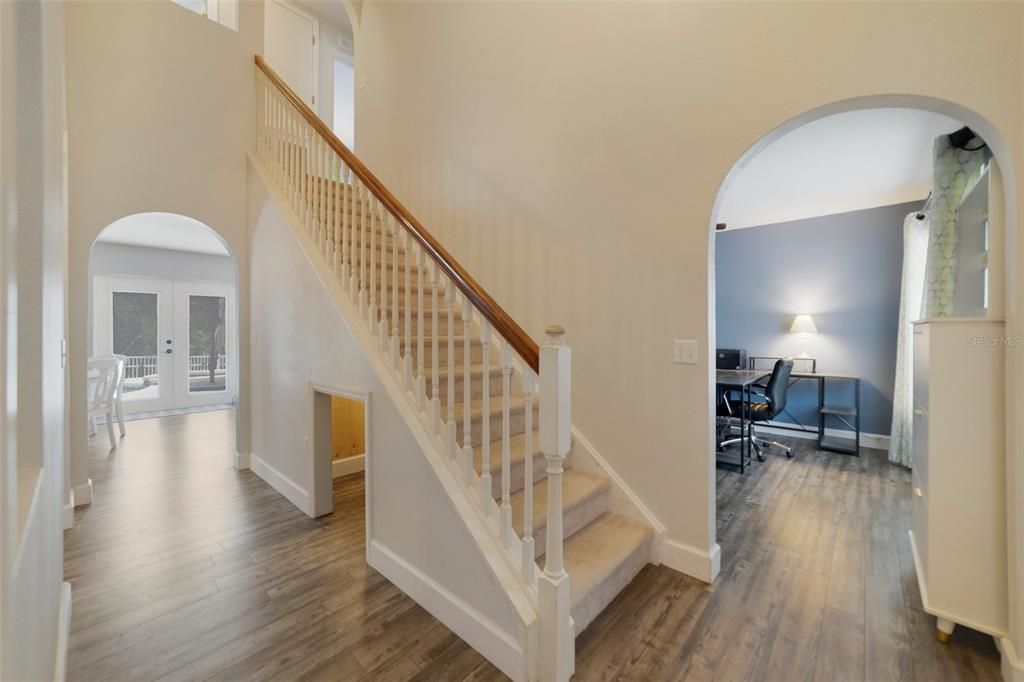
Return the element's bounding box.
[936,618,956,643]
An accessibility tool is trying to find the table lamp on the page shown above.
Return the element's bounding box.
[790,314,817,359]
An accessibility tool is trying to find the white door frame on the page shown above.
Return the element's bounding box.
[309,382,371,550]
[92,274,238,413]
[265,0,320,113]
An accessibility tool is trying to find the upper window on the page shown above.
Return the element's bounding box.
[171,0,238,31]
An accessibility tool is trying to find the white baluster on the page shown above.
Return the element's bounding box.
[446,284,457,459]
[403,231,413,388]
[321,143,329,255]
[479,320,492,507]
[286,113,295,209]
[316,140,324,250]
[303,129,312,234]
[537,325,573,682]
[416,246,427,410]
[462,298,474,484]
[522,369,535,582]
[341,166,350,288]
[333,158,341,274]
[355,180,365,307]
[500,343,513,545]
[391,215,400,368]
[369,195,379,329]
[430,263,441,435]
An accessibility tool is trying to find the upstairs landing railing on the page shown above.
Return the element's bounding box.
[254,56,574,681]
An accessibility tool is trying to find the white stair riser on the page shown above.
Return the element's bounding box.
[530,485,608,560]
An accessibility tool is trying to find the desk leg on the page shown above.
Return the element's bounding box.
[741,384,749,474]
[817,376,825,449]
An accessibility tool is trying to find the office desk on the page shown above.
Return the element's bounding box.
[780,371,861,455]
[715,369,769,473]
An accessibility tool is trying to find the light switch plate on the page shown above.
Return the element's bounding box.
[674,339,698,365]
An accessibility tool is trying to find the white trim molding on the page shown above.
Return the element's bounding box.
[250,453,310,515]
[332,454,365,478]
[72,479,93,507]
[234,451,251,470]
[662,539,721,583]
[63,489,75,530]
[368,540,525,682]
[998,637,1024,682]
[55,582,72,682]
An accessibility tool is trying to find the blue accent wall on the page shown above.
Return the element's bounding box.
[715,201,918,436]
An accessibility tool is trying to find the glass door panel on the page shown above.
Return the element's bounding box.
[174,281,236,408]
[112,291,161,402]
[93,276,175,412]
[187,294,227,394]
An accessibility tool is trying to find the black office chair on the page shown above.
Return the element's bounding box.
[717,358,794,461]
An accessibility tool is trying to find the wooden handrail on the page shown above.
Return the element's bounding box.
[255,55,540,372]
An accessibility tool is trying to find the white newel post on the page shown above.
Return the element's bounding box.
[537,325,573,682]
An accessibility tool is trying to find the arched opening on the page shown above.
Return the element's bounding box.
[86,212,240,437]
[707,96,1017,654]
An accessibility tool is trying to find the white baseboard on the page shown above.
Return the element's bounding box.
[368,540,524,682]
[758,423,891,451]
[661,539,721,583]
[998,637,1024,682]
[63,489,75,530]
[54,581,71,682]
[332,453,365,478]
[72,479,93,507]
[250,453,310,516]
[234,451,251,470]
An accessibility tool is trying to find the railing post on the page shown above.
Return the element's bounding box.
[537,325,573,682]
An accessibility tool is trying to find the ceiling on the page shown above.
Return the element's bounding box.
[716,108,964,230]
[293,0,353,36]
[96,213,231,257]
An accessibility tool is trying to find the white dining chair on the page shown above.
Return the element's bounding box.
[87,356,122,449]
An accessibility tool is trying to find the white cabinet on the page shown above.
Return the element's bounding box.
[909,318,1007,642]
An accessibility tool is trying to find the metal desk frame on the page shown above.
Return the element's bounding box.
[715,369,767,473]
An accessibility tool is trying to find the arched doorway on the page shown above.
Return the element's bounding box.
[87,212,240,421]
[706,96,1018,652]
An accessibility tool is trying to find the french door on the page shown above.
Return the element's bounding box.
[93,276,237,413]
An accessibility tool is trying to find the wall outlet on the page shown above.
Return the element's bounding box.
[673,339,698,365]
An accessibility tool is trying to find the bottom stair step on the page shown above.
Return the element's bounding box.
[562,513,654,637]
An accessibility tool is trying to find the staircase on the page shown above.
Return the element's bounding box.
[253,56,654,681]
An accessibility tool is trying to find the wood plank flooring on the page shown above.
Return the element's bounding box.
[65,412,1002,680]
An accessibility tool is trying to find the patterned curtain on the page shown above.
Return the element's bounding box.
[922,135,990,318]
[889,212,929,468]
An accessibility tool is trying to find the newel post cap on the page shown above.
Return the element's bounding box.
[545,325,566,345]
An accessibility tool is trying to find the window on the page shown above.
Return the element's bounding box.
[333,56,355,148]
[170,0,238,31]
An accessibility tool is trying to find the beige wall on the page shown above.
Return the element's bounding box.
[354,1,1024,580]
[65,0,264,493]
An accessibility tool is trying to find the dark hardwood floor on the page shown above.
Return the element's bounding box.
[65,411,1001,680]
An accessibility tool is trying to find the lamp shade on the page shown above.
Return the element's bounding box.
[790,314,818,334]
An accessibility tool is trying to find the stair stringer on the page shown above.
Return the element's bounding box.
[492,341,667,567]
[248,154,539,681]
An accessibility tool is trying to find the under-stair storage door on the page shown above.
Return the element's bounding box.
[93,275,176,413]
[173,281,237,408]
